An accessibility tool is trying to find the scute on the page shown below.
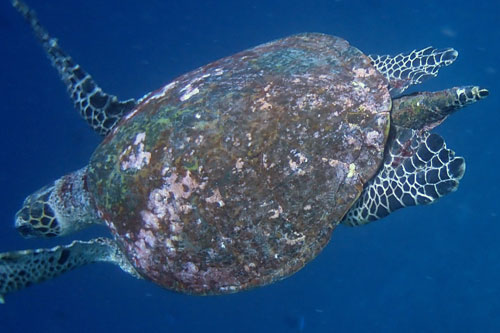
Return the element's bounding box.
[87,33,391,294]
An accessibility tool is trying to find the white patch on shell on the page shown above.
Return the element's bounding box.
[219,286,238,293]
[365,130,384,146]
[138,81,178,104]
[131,233,153,270]
[105,218,117,235]
[205,188,225,207]
[253,97,273,112]
[376,113,389,127]
[179,73,212,102]
[180,84,200,101]
[246,133,252,147]
[234,158,244,172]
[139,170,205,259]
[138,228,156,247]
[322,158,354,182]
[244,262,256,272]
[132,167,229,275]
[347,163,357,178]
[123,107,140,121]
[288,150,308,175]
[195,135,204,145]
[262,153,275,169]
[165,238,176,254]
[296,93,324,110]
[146,171,199,223]
[148,171,209,247]
[134,132,146,145]
[353,67,377,79]
[288,159,298,170]
[140,210,160,230]
[170,222,183,234]
[284,231,306,246]
[268,205,283,219]
[120,132,151,171]
[183,262,199,274]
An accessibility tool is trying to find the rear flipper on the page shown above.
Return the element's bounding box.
[12,0,136,136]
[369,47,458,96]
[0,237,139,303]
[342,126,465,226]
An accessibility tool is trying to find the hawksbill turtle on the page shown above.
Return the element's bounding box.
[0,0,489,303]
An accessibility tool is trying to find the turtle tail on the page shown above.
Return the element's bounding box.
[342,126,465,226]
[0,238,138,303]
[11,0,137,136]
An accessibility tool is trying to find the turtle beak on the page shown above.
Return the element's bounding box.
[15,222,34,238]
[14,207,36,238]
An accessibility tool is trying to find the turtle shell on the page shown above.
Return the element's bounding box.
[87,33,391,294]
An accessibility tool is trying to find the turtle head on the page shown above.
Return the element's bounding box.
[391,86,489,130]
[14,167,101,239]
[15,184,62,238]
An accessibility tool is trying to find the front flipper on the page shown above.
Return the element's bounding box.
[369,47,458,96]
[342,127,465,226]
[0,237,139,303]
[12,0,137,136]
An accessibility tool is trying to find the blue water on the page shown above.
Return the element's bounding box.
[0,1,499,332]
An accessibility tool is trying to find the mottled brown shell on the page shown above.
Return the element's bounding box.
[88,33,391,294]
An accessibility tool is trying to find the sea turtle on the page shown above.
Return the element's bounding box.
[0,0,488,303]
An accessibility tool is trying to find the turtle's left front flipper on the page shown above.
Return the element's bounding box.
[0,237,139,303]
[11,0,137,136]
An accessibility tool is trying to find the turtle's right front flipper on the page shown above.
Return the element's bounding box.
[0,237,139,303]
[11,0,137,136]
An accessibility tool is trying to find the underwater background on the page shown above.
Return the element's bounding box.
[0,0,499,332]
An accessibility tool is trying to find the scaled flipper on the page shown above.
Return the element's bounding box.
[12,0,137,136]
[0,237,139,303]
[369,47,458,96]
[342,127,465,226]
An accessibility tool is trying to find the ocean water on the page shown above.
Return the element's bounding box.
[0,0,499,332]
